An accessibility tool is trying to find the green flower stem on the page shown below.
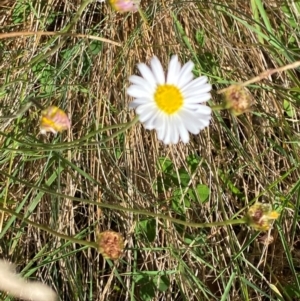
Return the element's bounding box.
[77,203,248,228]
[0,205,97,249]
[94,115,140,146]
[0,98,44,120]
[210,104,227,112]
[1,170,249,231]
[22,115,140,151]
[1,114,140,151]
[29,98,45,110]
[138,7,149,25]
[0,152,15,232]
[0,200,247,245]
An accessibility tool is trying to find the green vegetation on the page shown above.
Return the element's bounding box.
[0,0,300,300]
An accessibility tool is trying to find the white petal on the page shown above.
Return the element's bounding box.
[171,129,180,144]
[179,110,203,134]
[178,74,194,90]
[184,93,211,103]
[129,75,154,93]
[137,63,157,86]
[139,112,157,124]
[127,85,153,99]
[160,117,177,144]
[194,112,211,128]
[183,85,212,98]
[177,61,194,89]
[150,56,165,85]
[166,55,180,85]
[142,109,161,130]
[128,98,149,109]
[155,114,168,140]
[178,123,190,143]
[143,116,157,129]
[136,103,157,122]
[162,121,172,144]
[175,59,181,74]
[169,116,180,144]
[197,118,211,128]
[184,103,204,110]
[154,113,168,130]
[198,83,212,94]
[156,127,165,142]
[181,76,208,93]
[196,105,212,115]
[167,114,190,143]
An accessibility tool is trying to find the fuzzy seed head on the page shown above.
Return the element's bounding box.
[246,202,279,231]
[96,230,124,260]
[223,85,253,116]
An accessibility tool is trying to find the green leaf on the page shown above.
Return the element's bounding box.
[284,283,300,298]
[218,170,244,199]
[172,187,193,211]
[12,1,30,24]
[172,188,189,212]
[154,274,170,292]
[178,169,190,187]
[157,157,173,173]
[171,168,190,187]
[283,99,296,118]
[195,184,210,203]
[187,184,209,203]
[195,29,205,46]
[89,41,103,55]
[137,219,156,242]
[136,277,156,301]
[32,61,56,93]
[184,197,191,208]
[0,198,16,205]
[154,176,163,193]
[171,194,185,214]
[186,154,201,173]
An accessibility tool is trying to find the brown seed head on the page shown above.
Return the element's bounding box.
[96,230,124,260]
[246,202,279,231]
[223,85,253,116]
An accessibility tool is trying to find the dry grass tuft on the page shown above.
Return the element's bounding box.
[0,0,300,300]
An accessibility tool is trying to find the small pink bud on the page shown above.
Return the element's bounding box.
[40,106,71,135]
[108,0,139,12]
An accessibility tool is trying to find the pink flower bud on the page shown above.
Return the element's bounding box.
[108,0,139,12]
[40,106,71,135]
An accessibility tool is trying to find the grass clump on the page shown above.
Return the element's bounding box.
[0,0,300,300]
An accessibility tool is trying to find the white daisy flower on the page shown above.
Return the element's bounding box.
[127,55,212,144]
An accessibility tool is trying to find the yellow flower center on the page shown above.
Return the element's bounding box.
[154,85,183,115]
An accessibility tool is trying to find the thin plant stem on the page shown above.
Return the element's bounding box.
[0,201,247,231]
[0,31,121,46]
[31,115,141,151]
[217,60,300,94]
[0,206,97,249]
[0,155,15,233]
